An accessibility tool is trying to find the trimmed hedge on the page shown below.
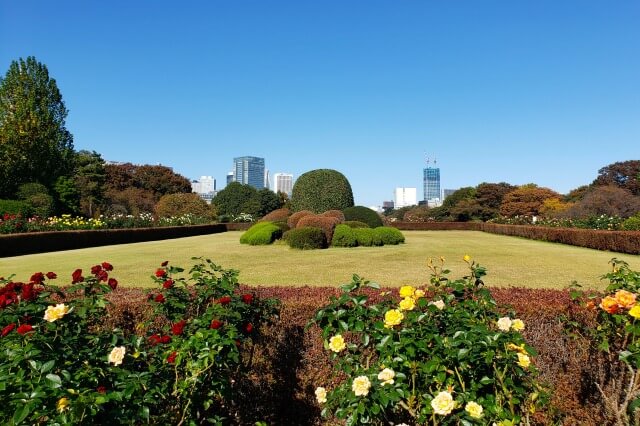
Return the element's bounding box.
[331,224,357,247]
[240,222,282,245]
[343,206,383,228]
[260,208,291,223]
[287,210,314,229]
[285,226,326,249]
[0,199,32,216]
[342,220,370,228]
[296,215,340,244]
[390,222,482,231]
[374,226,405,245]
[290,169,354,213]
[353,227,383,247]
[321,210,346,222]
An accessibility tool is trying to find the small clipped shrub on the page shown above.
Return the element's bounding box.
[260,208,291,222]
[374,226,405,245]
[296,215,340,244]
[240,221,282,245]
[623,213,640,231]
[287,210,314,229]
[155,193,214,219]
[286,226,326,249]
[343,206,383,228]
[342,220,369,228]
[353,227,383,247]
[322,210,346,222]
[290,169,354,213]
[331,224,357,247]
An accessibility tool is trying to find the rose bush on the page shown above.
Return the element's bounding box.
[309,256,544,425]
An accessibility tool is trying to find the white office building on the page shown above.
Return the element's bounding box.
[191,176,216,204]
[273,173,294,197]
[394,187,417,209]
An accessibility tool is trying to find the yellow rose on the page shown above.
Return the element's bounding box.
[615,290,637,309]
[465,401,483,418]
[399,286,416,298]
[377,368,395,386]
[497,317,512,332]
[44,303,70,322]
[630,305,640,319]
[507,343,527,354]
[463,254,471,263]
[57,397,70,412]
[399,297,415,311]
[315,386,327,403]
[413,289,425,299]
[517,353,531,368]
[352,375,371,396]
[511,319,525,331]
[108,346,126,366]
[431,391,455,415]
[384,309,404,328]
[328,335,346,353]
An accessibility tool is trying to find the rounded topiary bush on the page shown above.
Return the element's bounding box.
[343,220,370,228]
[331,224,357,247]
[353,227,383,247]
[374,226,405,245]
[343,206,383,228]
[290,169,354,213]
[321,210,346,222]
[260,208,291,222]
[286,226,326,249]
[287,210,314,229]
[155,193,214,219]
[296,215,340,244]
[240,221,282,245]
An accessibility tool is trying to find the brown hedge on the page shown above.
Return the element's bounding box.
[296,215,341,244]
[99,286,608,425]
[260,208,291,222]
[321,210,346,222]
[287,210,315,229]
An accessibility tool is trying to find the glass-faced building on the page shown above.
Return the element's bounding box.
[233,156,265,189]
[423,166,441,205]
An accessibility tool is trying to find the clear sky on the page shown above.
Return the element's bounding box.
[1,1,638,207]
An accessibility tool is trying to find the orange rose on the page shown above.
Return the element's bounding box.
[614,290,637,310]
[600,296,620,314]
[585,300,596,310]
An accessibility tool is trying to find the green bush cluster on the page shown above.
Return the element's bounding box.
[0,199,32,216]
[623,213,640,230]
[375,226,405,245]
[285,227,326,249]
[331,224,358,247]
[332,225,404,248]
[290,169,354,213]
[342,220,369,228]
[240,221,283,245]
[343,206,384,228]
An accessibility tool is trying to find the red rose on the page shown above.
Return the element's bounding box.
[97,270,109,282]
[216,296,232,305]
[101,262,113,271]
[72,269,84,284]
[97,386,107,394]
[17,324,33,335]
[29,272,44,284]
[172,320,186,335]
[91,265,102,275]
[46,272,57,280]
[21,283,38,301]
[244,323,254,333]
[154,294,165,303]
[160,335,171,344]
[161,261,169,267]
[167,351,177,364]
[155,269,167,278]
[241,294,253,304]
[235,340,241,347]
[1,323,15,337]
[163,279,174,289]
[148,334,161,346]
[210,320,223,329]
[108,278,118,290]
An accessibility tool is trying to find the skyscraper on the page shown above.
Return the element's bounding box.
[226,171,234,185]
[423,158,441,206]
[273,173,294,197]
[233,156,265,189]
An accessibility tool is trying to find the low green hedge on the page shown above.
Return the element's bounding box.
[331,224,357,247]
[343,206,383,228]
[353,228,383,247]
[240,222,282,245]
[286,227,326,249]
[342,220,369,228]
[374,226,405,245]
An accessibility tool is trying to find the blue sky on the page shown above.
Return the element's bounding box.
[1,1,638,207]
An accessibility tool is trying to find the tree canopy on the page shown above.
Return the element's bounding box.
[290,169,354,213]
[0,56,74,197]
[593,160,640,196]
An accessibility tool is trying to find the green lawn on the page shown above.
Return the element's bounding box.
[1,231,639,289]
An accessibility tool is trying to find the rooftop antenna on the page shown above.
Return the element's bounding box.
[425,155,430,166]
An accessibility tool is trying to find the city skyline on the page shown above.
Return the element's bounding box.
[1,1,638,206]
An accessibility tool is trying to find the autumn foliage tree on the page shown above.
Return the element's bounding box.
[564,185,640,219]
[499,185,560,217]
[593,160,640,196]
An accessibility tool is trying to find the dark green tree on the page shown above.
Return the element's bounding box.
[290,169,354,213]
[0,56,74,197]
[74,150,106,217]
[212,182,261,216]
[257,188,282,217]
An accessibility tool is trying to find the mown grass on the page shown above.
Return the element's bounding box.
[1,231,639,289]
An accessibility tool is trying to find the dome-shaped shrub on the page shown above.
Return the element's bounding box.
[321,210,346,222]
[374,226,405,245]
[260,208,291,222]
[287,210,314,229]
[343,206,383,228]
[296,215,340,244]
[331,224,357,247]
[286,227,326,249]
[290,169,354,213]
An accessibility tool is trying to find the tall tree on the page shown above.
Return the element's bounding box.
[499,185,560,217]
[593,160,640,196]
[74,150,106,217]
[0,57,74,197]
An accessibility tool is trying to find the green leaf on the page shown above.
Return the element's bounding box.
[45,373,62,388]
[40,360,54,373]
[12,404,30,425]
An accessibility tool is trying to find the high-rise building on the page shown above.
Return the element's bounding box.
[394,187,417,209]
[191,176,216,204]
[423,159,441,206]
[233,156,265,189]
[264,169,271,190]
[273,173,294,197]
[226,171,234,185]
